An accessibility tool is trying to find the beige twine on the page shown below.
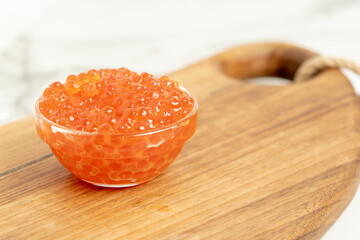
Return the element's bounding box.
[294,56,360,83]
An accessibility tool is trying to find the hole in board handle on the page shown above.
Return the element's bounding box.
[245,77,291,86]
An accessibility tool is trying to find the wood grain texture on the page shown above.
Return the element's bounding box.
[1,42,360,240]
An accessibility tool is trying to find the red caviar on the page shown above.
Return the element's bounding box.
[35,68,198,187]
[39,68,194,134]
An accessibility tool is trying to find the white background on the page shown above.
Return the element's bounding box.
[0,0,359,239]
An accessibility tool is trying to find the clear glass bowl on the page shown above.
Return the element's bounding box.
[34,87,198,188]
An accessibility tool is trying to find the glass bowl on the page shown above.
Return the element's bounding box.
[34,87,198,188]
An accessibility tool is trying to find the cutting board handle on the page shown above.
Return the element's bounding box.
[217,42,317,81]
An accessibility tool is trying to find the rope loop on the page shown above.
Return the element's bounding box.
[294,56,360,82]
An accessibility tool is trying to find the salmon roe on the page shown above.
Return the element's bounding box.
[39,68,195,134]
[35,68,198,187]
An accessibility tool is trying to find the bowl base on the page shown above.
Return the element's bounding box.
[83,180,140,188]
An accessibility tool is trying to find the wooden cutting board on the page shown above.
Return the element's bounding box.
[1,43,360,240]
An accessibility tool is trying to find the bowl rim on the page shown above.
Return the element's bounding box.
[34,85,198,137]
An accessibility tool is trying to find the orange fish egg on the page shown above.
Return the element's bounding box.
[35,68,198,187]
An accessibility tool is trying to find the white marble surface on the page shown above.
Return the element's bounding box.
[1,0,360,238]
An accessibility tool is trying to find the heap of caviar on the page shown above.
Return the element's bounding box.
[39,68,195,134]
